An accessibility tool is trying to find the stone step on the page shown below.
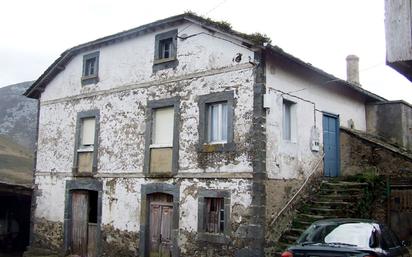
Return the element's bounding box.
[292,219,312,230]
[310,200,352,207]
[286,228,305,237]
[307,207,349,216]
[319,187,365,195]
[279,234,299,244]
[317,194,364,202]
[321,181,368,189]
[296,213,338,222]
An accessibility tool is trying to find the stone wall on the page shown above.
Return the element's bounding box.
[340,128,412,225]
[340,128,412,177]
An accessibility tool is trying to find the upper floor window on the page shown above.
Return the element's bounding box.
[283,99,296,141]
[198,91,234,152]
[159,38,173,59]
[153,29,178,71]
[80,117,96,150]
[207,102,228,143]
[143,97,180,176]
[82,52,99,85]
[73,110,100,175]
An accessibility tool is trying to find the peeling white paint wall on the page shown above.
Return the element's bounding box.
[34,20,256,240]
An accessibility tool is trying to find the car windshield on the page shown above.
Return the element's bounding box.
[297,222,375,248]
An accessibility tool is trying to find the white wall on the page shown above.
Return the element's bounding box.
[40,22,254,102]
[265,58,367,179]
[34,20,256,240]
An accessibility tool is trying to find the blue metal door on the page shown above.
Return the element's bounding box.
[323,114,340,177]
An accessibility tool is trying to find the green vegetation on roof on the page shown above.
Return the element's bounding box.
[185,11,272,46]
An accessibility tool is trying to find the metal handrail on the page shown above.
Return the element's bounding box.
[269,154,325,226]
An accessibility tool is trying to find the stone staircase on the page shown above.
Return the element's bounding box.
[274,179,369,253]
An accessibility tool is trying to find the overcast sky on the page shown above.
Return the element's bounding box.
[1,0,411,103]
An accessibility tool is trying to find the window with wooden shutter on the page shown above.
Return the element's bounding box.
[74,110,99,175]
[205,198,224,234]
[150,106,174,173]
[81,118,96,147]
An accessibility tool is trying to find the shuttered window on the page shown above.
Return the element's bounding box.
[152,107,174,146]
[205,198,224,233]
[81,118,96,146]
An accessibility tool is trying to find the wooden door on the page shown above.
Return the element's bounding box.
[323,114,340,177]
[389,188,412,241]
[149,199,173,257]
[71,191,89,257]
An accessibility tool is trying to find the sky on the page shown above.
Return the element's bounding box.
[0,0,411,103]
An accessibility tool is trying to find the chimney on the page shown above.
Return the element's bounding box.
[346,55,360,85]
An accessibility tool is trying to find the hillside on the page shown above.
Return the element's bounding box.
[0,135,33,187]
[0,81,37,151]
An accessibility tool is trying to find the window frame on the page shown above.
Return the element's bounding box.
[198,91,235,152]
[81,51,100,85]
[73,109,100,175]
[143,97,180,176]
[282,98,297,142]
[153,29,178,72]
[197,189,231,244]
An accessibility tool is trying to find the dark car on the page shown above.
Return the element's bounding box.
[281,219,410,257]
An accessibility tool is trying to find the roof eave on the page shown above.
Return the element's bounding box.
[24,13,259,99]
[265,45,386,103]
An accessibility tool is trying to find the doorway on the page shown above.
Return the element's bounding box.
[148,193,173,257]
[70,190,98,257]
[323,113,340,177]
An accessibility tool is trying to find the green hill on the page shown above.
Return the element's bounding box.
[0,135,33,187]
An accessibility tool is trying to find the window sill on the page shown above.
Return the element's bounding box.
[81,75,99,85]
[77,147,94,153]
[198,142,235,153]
[197,232,230,244]
[152,58,178,72]
[153,57,176,65]
[71,168,95,177]
[145,172,175,178]
[282,139,297,144]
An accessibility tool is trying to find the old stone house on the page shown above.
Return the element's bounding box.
[24,13,409,257]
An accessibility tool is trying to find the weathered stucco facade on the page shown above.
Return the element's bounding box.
[25,13,397,257]
[29,15,262,257]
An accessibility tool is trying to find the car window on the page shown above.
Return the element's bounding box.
[297,222,375,248]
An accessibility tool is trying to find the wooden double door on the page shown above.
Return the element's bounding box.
[149,193,173,257]
[71,190,98,257]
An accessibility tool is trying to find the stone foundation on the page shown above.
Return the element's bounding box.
[32,217,64,252]
[101,225,139,257]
